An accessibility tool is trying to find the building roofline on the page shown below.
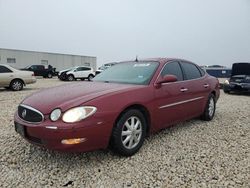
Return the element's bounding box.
[0,47,96,59]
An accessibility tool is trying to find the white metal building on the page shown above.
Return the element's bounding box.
[0,48,97,71]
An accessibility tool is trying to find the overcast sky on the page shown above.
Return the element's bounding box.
[0,0,250,67]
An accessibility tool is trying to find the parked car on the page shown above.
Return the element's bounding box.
[14,58,220,156]
[223,62,250,93]
[95,62,117,75]
[0,64,36,91]
[22,65,56,78]
[57,68,74,81]
[58,66,95,81]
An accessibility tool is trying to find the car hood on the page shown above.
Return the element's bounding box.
[21,81,142,114]
[231,63,250,76]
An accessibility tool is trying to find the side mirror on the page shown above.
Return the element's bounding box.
[156,74,178,85]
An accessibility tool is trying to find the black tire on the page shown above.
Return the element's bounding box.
[67,74,75,81]
[88,74,94,81]
[47,72,53,78]
[10,79,23,91]
[111,109,146,156]
[201,93,216,121]
[223,86,230,94]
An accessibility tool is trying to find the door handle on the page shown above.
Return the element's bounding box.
[204,84,209,88]
[180,88,188,92]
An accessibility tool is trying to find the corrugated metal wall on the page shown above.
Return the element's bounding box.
[0,48,97,71]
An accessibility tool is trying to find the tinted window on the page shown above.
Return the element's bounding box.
[0,66,12,73]
[161,61,183,81]
[198,67,206,76]
[181,62,202,80]
[31,65,44,70]
[77,67,91,71]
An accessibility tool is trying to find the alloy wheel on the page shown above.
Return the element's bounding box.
[208,98,215,117]
[121,116,142,149]
[12,81,22,91]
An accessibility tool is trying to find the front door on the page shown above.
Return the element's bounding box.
[154,61,190,129]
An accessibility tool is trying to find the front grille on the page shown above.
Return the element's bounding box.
[18,104,44,123]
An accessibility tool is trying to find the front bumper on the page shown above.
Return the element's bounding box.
[14,112,113,152]
[224,82,250,92]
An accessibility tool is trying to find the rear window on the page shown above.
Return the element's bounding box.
[0,65,12,73]
[181,62,202,80]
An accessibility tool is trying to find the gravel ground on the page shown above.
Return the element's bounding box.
[0,79,249,187]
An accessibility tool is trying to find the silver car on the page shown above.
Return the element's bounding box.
[0,64,36,91]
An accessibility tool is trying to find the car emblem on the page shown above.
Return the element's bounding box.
[22,109,27,118]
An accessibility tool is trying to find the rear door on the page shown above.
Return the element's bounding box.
[75,67,91,78]
[0,65,14,86]
[179,61,209,118]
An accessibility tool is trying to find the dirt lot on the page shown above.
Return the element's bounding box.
[0,79,249,187]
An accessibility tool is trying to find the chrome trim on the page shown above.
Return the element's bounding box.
[45,126,58,130]
[18,104,44,124]
[159,96,204,109]
[180,88,188,92]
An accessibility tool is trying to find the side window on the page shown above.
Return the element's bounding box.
[161,61,183,81]
[83,67,91,71]
[38,65,44,70]
[78,67,91,71]
[0,66,12,73]
[198,67,205,76]
[180,62,202,80]
[30,65,37,70]
[76,67,84,71]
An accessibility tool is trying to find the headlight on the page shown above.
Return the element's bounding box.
[224,80,229,85]
[62,106,97,123]
[50,109,62,121]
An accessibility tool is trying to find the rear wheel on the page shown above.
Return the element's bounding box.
[67,74,75,81]
[10,79,23,91]
[111,109,146,156]
[201,94,216,121]
[47,72,53,78]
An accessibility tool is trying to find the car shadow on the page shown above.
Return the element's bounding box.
[0,87,37,92]
[227,92,250,96]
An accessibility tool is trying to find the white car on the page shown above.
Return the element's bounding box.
[60,66,95,81]
[0,64,36,91]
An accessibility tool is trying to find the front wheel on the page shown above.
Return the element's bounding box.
[47,72,53,78]
[88,74,94,81]
[111,109,146,156]
[201,94,216,121]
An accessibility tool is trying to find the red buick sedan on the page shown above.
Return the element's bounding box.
[14,58,220,156]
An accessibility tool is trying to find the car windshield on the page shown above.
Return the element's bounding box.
[93,61,159,85]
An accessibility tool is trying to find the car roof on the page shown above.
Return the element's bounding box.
[119,58,192,64]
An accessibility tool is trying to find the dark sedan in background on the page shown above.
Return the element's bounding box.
[14,58,220,156]
[223,62,250,93]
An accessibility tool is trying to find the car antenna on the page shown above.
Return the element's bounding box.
[135,55,138,62]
